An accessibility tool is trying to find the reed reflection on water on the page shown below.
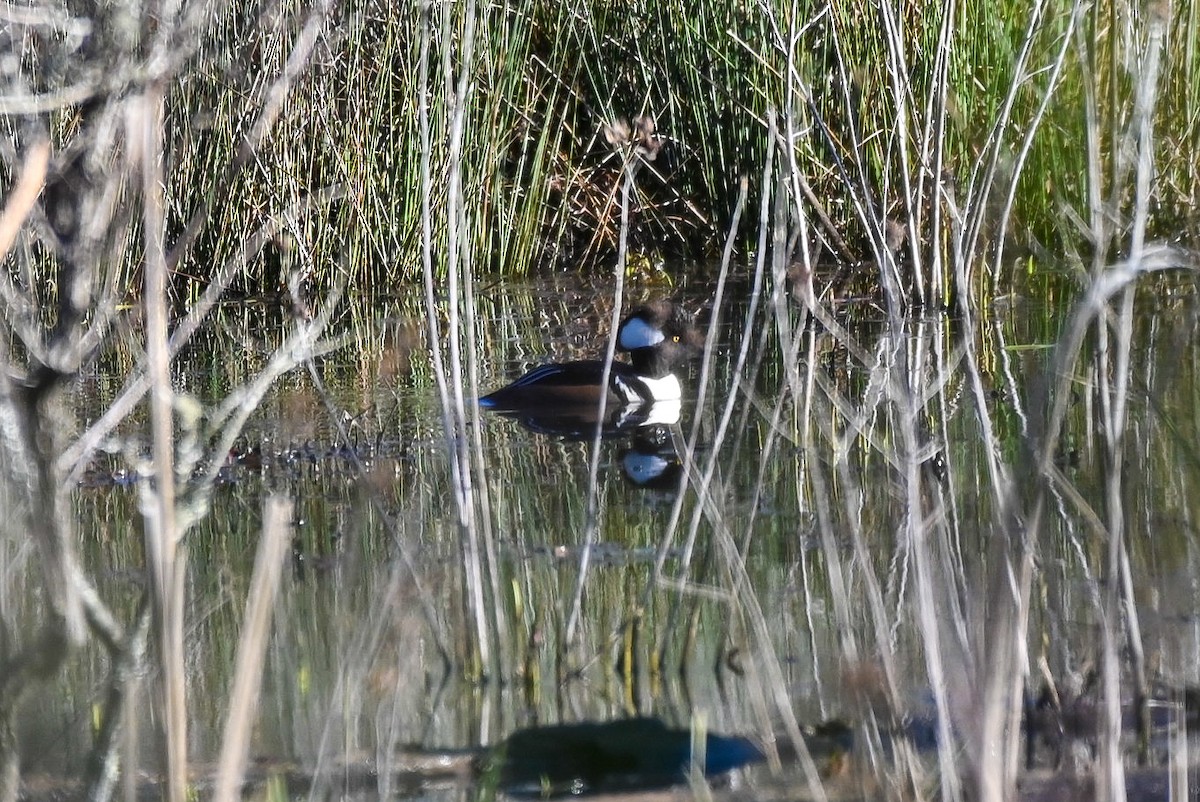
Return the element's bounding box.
[35,269,1200,799]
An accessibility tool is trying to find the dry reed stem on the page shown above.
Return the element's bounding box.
[649,176,746,591]
[444,0,498,677]
[878,0,923,305]
[133,89,187,802]
[991,0,1086,282]
[0,141,48,262]
[963,0,1050,271]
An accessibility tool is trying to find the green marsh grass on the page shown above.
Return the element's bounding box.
[14,0,1197,301]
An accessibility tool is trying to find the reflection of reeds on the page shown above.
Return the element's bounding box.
[213,496,292,802]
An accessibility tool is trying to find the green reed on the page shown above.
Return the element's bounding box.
[9,0,1195,303]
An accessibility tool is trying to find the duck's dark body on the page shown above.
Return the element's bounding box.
[479,302,700,412]
[479,360,677,410]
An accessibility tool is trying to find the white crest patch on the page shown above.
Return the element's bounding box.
[619,316,665,349]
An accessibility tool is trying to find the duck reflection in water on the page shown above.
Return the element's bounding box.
[488,398,683,442]
[620,424,685,492]
[482,717,763,797]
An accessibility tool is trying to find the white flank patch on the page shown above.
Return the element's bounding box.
[639,373,682,401]
[618,316,665,349]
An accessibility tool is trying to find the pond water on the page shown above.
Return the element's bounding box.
[22,261,1200,799]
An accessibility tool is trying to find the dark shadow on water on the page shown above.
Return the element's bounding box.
[483,718,764,797]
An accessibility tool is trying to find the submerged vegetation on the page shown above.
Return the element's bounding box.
[1,1,1199,802]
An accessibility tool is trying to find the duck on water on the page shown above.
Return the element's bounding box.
[478,301,702,413]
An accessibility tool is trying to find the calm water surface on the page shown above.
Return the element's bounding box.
[39,266,1200,797]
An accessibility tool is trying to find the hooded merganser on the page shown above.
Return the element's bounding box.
[479,302,700,411]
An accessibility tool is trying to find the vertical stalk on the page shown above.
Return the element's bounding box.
[420,0,493,677]
[138,88,187,802]
[878,0,923,305]
[442,0,492,679]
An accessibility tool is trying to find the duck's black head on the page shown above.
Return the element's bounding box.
[617,302,703,378]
